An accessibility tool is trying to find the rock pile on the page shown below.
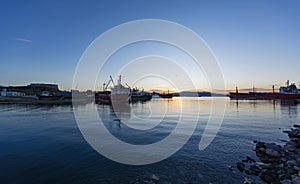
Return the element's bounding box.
[237,125,300,184]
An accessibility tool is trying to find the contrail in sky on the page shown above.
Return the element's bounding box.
[15,37,32,43]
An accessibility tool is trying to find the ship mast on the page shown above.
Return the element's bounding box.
[117,75,122,86]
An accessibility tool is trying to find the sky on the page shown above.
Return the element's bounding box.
[1,0,300,92]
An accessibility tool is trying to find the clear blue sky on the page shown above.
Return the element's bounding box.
[1,0,300,91]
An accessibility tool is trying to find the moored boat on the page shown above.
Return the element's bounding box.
[229,81,300,100]
[37,91,62,100]
[95,91,111,105]
[159,91,173,99]
[95,77,113,105]
[130,88,152,102]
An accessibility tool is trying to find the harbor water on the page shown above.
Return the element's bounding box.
[1,97,299,183]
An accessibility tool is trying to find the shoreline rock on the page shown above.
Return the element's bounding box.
[237,124,300,183]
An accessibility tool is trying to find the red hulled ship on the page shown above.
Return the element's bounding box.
[229,81,300,100]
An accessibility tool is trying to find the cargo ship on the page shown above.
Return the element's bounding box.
[95,75,130,105]
[110,75,131,102]
[229,81,300,100]
[95,76,154,104]
[110,75,131,121]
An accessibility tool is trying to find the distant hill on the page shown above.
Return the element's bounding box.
[175,91,226,97]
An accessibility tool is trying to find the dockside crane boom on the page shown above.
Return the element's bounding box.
[110,75,115,86]
[102,76,115,91]
[125,83,131,89]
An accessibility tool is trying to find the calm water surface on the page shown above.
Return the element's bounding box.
[1,97,299,183]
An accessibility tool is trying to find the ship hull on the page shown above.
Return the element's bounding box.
[159,94,173,99]
[95,91,111,105]
[111,94,130,102]
[37,95,62,100]
[131,95,152,101]
[229,92,300,100]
